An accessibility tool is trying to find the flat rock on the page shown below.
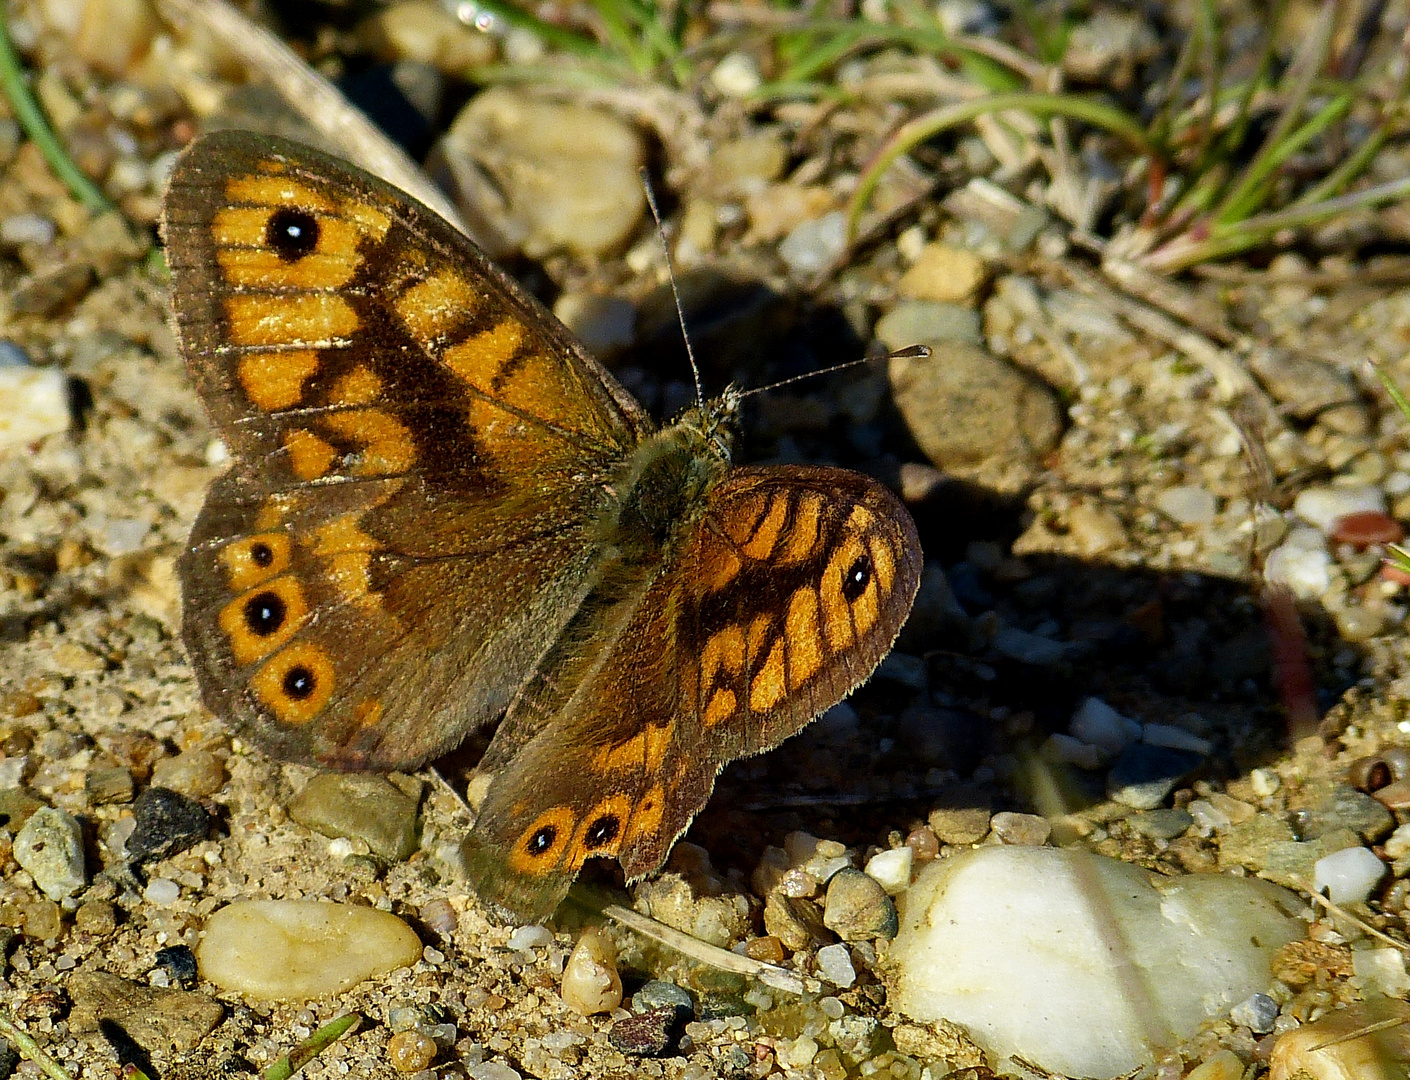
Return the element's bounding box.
[886,846,1304,1078]
[13,806,86,901]
[69,971,222,1053]
[289,772,421,861]
[197,900,423,1001]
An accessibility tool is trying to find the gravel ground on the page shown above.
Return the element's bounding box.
[3,2,1410,1078]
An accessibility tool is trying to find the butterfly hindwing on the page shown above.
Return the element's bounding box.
[463,465,921,922]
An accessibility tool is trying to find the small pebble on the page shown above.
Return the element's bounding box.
[863,847,913,895]
[74,900,117,936]
[420,898,458,938]
[928,807,991,845]
[560,927,621,1015]
[387,1030,438,1073]
[744,936,787,964]
[1264,530,1332,600]
[609,1006,682,1057]
[815,943,856,987]
[904,826,939,862]
[469,1062,522,1080]
[778,211,846,276]
[1186,1050,1243,1080]
[1351,947,1410,998]
[126,787,210,866]
[143,878,180,905]
[1384,822,1410,859]
[1250,768,1282,797]
[1141,723,1213,755]
[1312,846,1386,904]
[1107,744,1205,810]
[1293,485,1385,532]
[289,773,420,862]
[630,980,694,1019]
[990,812,1051,846]
[1127,808,1194,840]
[14,806,87,901]
[709,51,762,97]
[1330,510,1404,548]
[23,900,61,941]
[1,213,56,246]
[153,945,198,987]
[150,750,227,798]
[1229,992,1279,1034]
[1155,485,1217,526]
[1268,1001,1410,1080]
[823,868,898,940]
[1069,697,1141,754]
[507,925,553,952]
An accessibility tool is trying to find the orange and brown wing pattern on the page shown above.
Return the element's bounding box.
[164,131,644,770]
[463,465,920,922]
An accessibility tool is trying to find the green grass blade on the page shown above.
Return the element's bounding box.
[263,1014,360,1080]
[0,1,110,212]
[469,0,615,62]
[0,1011,76,1080]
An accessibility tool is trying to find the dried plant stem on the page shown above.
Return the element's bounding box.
[602,903,811,995]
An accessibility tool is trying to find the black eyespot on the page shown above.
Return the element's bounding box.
[250,542,274,567]
[527,825,557,856]
[584,815,620,849]
[842,554,872,601]
[266,207,319,261]
[282,665,315,700]
[244,591,286,636]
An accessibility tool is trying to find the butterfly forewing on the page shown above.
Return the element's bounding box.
[165,131,648,769]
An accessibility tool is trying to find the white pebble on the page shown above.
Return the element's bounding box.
[709,51,762,97]
[1250,768,1281,797]
[1313,846,1386,905]
[0,366,69,448]
[1384,823,1410,860]
[779,211,847,276]
[143,878,180,905]
[1155,485,1217,525]
[779,1035,818,1068]
[1141,723,1213,755]
[2,213,56,245]
[1352,947,1410,998]
[1069,697,1141,754]
[1264,531,1332,600]
[888,846,1302,1078]
[559,927,621,1015]
[815,943,856,987]
[864,847,914,895]
[1292,484,1385,532]
[469,1064,522,1080]
[507,925,553,951]
[197,900,423,1000]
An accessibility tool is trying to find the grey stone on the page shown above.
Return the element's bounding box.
[1219,814,1297,872]
[0,787,44,833]
[877,300,984,348]
[631,980,694,1020]
[1259,827,1363,892]
[127,787,209,866]
[14,806,86,901]
[69,971,223,1053]
[1292,783,1394,844]
[823,867,898,941]
[290,773,421,862]
[1128,808,1194,841]
[1229,992,1279,1034]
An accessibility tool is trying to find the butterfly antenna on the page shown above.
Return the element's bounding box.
[737,344,931,400]
[640,167,705,409]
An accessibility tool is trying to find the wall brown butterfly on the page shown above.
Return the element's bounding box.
[162,129,921,922]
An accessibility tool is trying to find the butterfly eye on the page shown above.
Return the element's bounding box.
[266,207,320,261]
[842,553,872,601]
[527,825,558,856]
[250,542,274,568]
[282,665,317,700]
[244,591,287,636]
[584,814,620,849]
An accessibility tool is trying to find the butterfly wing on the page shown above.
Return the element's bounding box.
[464,465,921,922]
[164,130,650,770]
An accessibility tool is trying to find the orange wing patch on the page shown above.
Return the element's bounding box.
[224,294,359,348]
[237,351,320,412]
[396,269,478,342]
[218,533,292,593]
[218,575,310,666]
[319,409,415,476]
[282,429,339,481]
[250,642,336,726]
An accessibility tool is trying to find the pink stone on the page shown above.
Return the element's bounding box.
[1330,510,1404,548]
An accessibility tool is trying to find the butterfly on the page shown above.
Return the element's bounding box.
[162,129,922,923]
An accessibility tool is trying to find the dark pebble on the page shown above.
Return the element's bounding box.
[630,980,694,1020]
[696,991,754,1020]
[154,944,199,986]
[126,787,210,866]
[608,1006,682,1057]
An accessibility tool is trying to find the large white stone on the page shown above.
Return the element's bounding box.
[0,367,69,449]
[885,846,1304,1078]
[197,900,423,1001]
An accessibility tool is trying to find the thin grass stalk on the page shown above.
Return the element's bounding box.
[1146,13,1202,151]
[1209,0,1339,222]
[263,1014,359,1080]
[1216,0,1289,162]
[0,1012,74,1080]
[847,91,1160,240]
[775,20,1023,91]
[1187,0,1227,178]
[1215,91,1352,223]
